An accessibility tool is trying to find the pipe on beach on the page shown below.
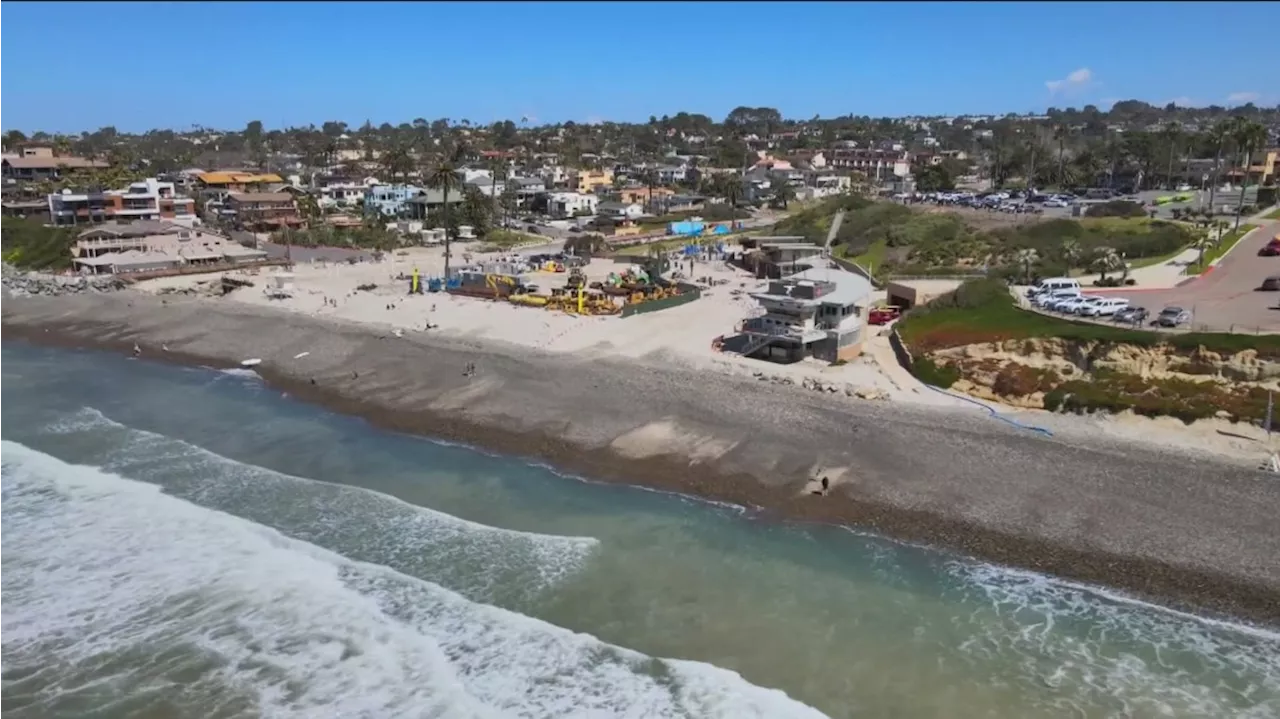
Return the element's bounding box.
[922,384,1054,437]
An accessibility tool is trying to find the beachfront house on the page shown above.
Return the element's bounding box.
[737,269,873,363]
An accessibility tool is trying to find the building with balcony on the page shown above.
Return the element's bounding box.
[1225,149,1278,186]
[70,224,267,275]
[736,268,873,364]
[225,192,303,231]
[48,178,196,227]
[572,168,614,194]
[403,188,466,221]
[196,171,286,193]
[2,147,109,184]
[826,149,910,180]
[365,184,424,217]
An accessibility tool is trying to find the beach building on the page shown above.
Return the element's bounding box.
[70,225,268,275]
[739,236,825,278]
[737,268,873,363]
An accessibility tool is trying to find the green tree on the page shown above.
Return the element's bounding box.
[1230,119,1267,229]
[426,155,462,277]
[914,164,955,192]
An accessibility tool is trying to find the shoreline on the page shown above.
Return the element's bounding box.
[4,292,1280,626]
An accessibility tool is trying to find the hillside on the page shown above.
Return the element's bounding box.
[768,197,1200,280]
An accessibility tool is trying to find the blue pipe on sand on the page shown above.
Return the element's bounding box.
[922,384,1054,437]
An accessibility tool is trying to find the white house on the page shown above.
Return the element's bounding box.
[597,201,644,220]
[546,191,598,218]
[656,165,688,184]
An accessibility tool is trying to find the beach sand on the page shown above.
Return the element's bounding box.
[4,289,1279,624]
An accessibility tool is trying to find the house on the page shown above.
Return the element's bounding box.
[365,184,424,217]
[225,192,303,231]
[614,185,675,206]
[2,147,109,183]
[665,194,706,213]
[655,165,688,184]
[597,201,644,220]
[572,168,614,194]
[70,225,268,275]
[509,176,547,204]
[465,175,507,197]
[48,178,197,227]
[737,268,873,364]
[311,175,377,209]
[196,171,285,193]
[546,191,598,218]
[403,188,465,220]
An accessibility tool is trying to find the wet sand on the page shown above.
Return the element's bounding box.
[4,292,1279,625]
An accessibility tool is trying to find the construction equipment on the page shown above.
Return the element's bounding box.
[565,267,586,290]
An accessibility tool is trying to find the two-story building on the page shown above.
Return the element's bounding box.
[2,147,108,184]
[509,176,547,206]
[826,149,910,180]
[736,269,873,364]
[70,223,267,275]
[403,188,465,221]
[196,171,285,194]
[546,191,598,218]
[597,201,645,221]
[365,184,424,217]
[48,177,197,227]
[225,192,303,231]
[311,175,377,209]
[572,168,614,194]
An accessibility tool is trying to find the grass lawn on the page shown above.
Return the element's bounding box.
[845,239,888,270]
[1184,224,1258,275]
[1128,243,1193,269]
[1264,207,1280,221]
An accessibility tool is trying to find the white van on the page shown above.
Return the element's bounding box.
[1027,277,1081,298]
[1079,297,1129,317]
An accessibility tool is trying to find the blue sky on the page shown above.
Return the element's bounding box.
[2,1,1276,133]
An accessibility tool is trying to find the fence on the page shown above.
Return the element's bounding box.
[620,283,702,317]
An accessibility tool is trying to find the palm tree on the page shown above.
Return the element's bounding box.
[1015,248,1039,284]
[1092,246,1122,282]
[1053,124,1068,189]
[488,156,507,225]
[1160,121,1181,190]
[1059,238,1081,271]
[426,156,461,278]
[1205,120,1232,215]
[1192,231,1213,270]
[1231,119,1267,229]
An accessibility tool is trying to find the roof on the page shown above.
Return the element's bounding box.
[77,220,185,239]
[4,156,108,170]
[405,188,465,204]
[787,268,874,305]
[512,177,545,186]
[598,201,630,211]
[228,192,294,203]
[198,171,284,185]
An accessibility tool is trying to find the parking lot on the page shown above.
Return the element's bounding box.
[1082,220,1280,334]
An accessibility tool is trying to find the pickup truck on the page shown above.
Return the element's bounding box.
[868,306,902,325]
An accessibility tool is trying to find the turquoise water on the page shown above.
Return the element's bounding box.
[2,343,1278,718]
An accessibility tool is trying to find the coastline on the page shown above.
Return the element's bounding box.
[5,292,1280,626]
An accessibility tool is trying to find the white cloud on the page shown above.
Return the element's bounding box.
[1046,68,1094,95]
[1226,91,1260,104]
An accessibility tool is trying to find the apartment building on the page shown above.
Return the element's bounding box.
[546,191,598,218]
[196,171,286,193]
[71,224,268,275]
[48,177,196,227]
[225,192,303,230]
[826,149,910,179]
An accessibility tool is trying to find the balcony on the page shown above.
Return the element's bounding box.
[741,317,826,343]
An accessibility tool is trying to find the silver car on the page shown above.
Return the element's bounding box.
[1156,306,1191,327]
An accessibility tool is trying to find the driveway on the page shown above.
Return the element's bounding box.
[1089,220,1280,333]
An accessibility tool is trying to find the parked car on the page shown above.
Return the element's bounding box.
[1156,306,1191,327]
[1034,291,1079,309]
[1079,297,1130,317]
[1260,239,1280,257]
[1113,307,1149,325]
[1043,293,1083,311]
[1056,297,1094,314]
[1260,275,1280,291]
[869,306,903,325]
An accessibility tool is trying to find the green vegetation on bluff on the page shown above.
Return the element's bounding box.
[768,196,1200,280]
[897,279,1278,424]
[1,217,78,271]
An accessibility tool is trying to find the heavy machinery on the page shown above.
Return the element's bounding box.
[565,267,587,290]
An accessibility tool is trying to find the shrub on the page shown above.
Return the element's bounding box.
[1085,200,1148,218]
[911,357,960,388]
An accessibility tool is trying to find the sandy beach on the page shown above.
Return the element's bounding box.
[4,287,1279,625]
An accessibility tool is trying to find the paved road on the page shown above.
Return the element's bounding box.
[1090,220,1280,333]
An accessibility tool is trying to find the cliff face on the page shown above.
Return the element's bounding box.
[929,339,1280,421]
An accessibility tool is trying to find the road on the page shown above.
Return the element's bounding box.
[1095,219,1280,333]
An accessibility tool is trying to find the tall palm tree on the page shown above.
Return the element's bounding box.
[1231,119,1268,229]
[1092,246,1122,282]
[488,156,507,224]
[426,157,461,278]
[1205,120,1232,215]
[1059,238,1081,271]
[1015,248,1039,284]
[1053,124,1068,189]
[1160,121,1181,190]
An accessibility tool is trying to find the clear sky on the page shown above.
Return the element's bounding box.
[2,1,1276,134]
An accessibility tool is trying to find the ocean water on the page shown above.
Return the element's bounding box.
[2,343,1278,719]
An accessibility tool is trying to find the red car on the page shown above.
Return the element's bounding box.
[1260,239,1280,257]
[868,306,902,325]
